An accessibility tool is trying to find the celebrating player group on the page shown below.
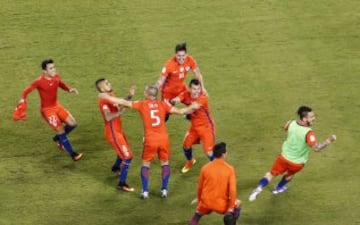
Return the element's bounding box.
[13,43,337,225]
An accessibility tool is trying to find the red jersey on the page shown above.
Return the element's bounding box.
[21,74,71,108]
[131,99,172,141]
[98,93,123,134]
[160,56,198,96]
[179,91,215,129]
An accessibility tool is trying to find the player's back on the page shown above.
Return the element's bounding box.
[131,99,171,141]
[200,159,235,212]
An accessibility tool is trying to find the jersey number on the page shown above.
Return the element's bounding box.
[150,109,160,127]
[48,115,58,127]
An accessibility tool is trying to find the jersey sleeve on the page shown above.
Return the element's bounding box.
[161,60,171,77]
[189,56,198,70]
[21,79,39,99]
[131,101,142,111]
[58,76,71,91]
[162,101,172,113]
[306,130,317,147]
[99,99,110,113]
[197,168,205,200]
[228,167,237,211]
[195,95,207,106]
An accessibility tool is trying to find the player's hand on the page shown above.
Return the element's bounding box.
[202,88,208,97]
[190,102,201,110]
[170,97,180,105]
[327,134,336,143]
[129,85,136,97]
[190,198,198,205]
[69,88,79,95]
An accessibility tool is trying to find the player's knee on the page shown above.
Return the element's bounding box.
[223,213,236,225]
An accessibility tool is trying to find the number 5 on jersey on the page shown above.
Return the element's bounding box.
[150,109,160,127]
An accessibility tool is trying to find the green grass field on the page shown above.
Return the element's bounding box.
[1,1,359,224]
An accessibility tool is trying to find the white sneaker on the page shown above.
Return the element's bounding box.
[140,191,149,199]
[248,188,262,202]
[272,186,288,195]
[160,189,168,198]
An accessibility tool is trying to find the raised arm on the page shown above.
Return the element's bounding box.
[170,102,200,115]
[193,68,207,96]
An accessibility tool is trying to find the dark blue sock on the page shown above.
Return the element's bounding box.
[58,133,75,156]
[161,165,171,190]
[183,147,193,160]
[53,125,76,141]
[257,177,269,189]
[119,159,132,183]
[234,207,242,220]
[276,176,290,188]
[189,213,202,225]
[113,157,122,169]
[141,166,150,192]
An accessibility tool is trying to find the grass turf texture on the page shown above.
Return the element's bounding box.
[0,0,359,224]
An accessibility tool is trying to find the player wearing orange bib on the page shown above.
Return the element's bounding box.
[172,79,216,173]
[248,106,337,201]
[95,78,135,192]
[98,85,200,199]
[189,142,242,225]
[15,59,83,161]
[155,43,207,121]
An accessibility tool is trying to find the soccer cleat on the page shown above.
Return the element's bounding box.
[160,189,168,198]
[181,159,196,173]
[248,188,262,202]
[72,152,84,161]
[117,183,135,192]
[272,186,288,195]
[140,191,149,199]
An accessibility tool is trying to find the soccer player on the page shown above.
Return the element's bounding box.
[189,142,242,225]
[16,59,83,161]
[98,84,200,199]
[155,43,207,121]
[248,106,337,201]
[95,78,136,192]
[171,79,215,173]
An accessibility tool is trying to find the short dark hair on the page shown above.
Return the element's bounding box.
[297,106,312,119]
[95,78,106,92]
[41,59,54,70]
[189,79,201,87]
[213,142,227,158]
[175,43,187,53]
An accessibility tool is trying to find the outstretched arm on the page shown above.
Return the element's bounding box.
[170,102,200,115]
[98,93,133,108]
[312,134,337,152]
